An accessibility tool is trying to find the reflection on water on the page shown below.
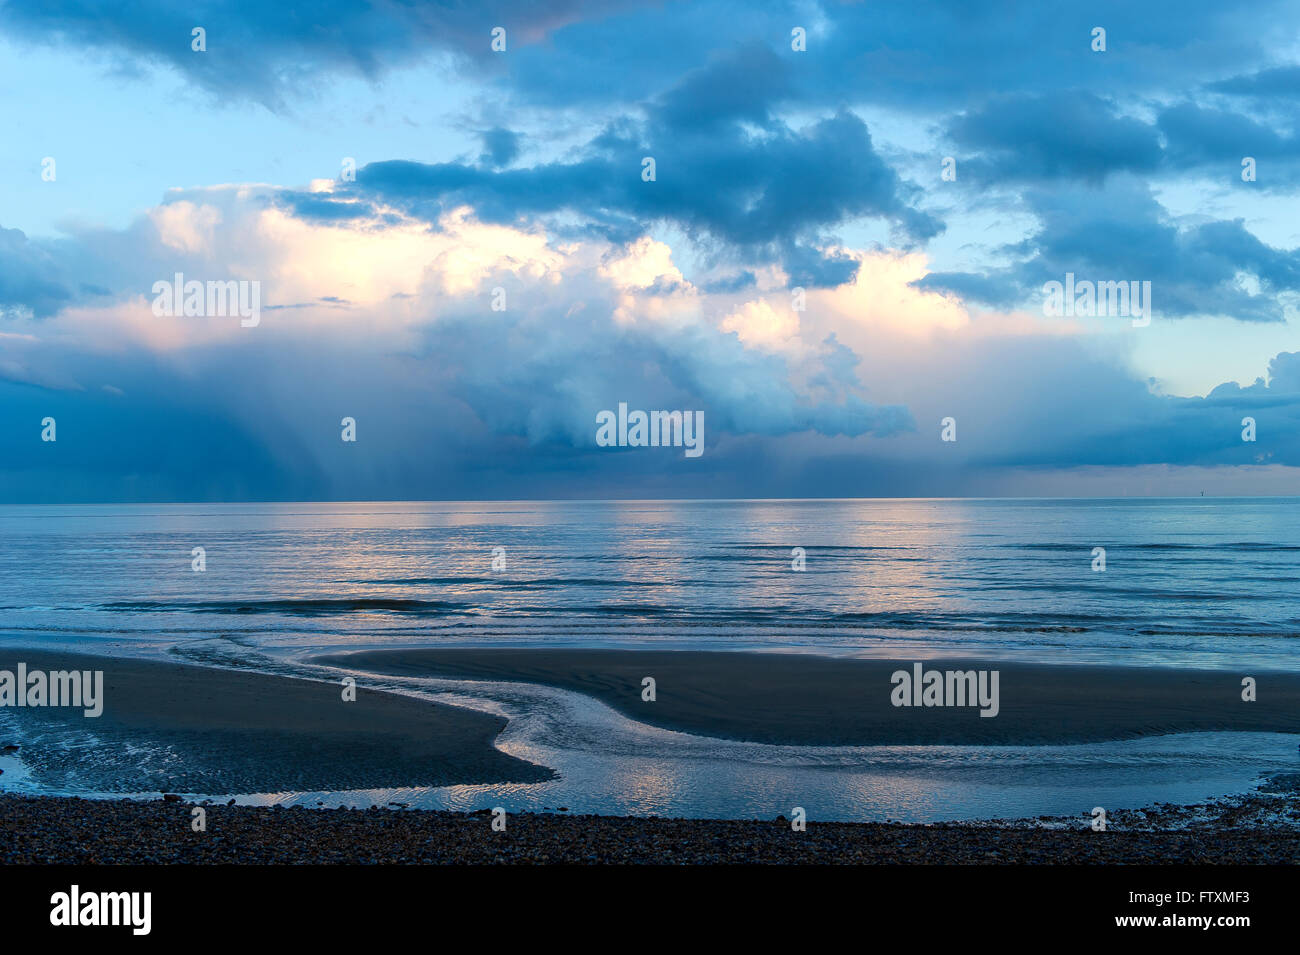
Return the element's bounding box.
[328,672,1297,822]
[3,498,1300,669]
[6,668,1291,824]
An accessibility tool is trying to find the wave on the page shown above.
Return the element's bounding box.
[75,598,1300,639]
[362,576,673,588]
[98,598,475,617]
[1014,542,1300,552]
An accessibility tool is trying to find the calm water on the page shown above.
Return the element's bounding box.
[2,498,1298,821]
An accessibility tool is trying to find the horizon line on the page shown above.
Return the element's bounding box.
[2,494,1296,507]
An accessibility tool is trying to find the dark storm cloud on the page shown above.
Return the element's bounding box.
[4,0,1286,111]
[280,44,942,285]
[0,0,653,107]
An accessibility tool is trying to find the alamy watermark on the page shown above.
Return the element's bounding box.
[1043,273,1151,327]
[890,662,1000,717]
[151,272,261,327]
[0,663,103,717]
[595,402,704,457]
[50,885,150,935]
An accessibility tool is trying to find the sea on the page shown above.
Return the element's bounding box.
[1,497,1298,822]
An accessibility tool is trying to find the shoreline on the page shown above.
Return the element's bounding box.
[315,647,1300,746]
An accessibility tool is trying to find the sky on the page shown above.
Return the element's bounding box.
[1,0,1299,502]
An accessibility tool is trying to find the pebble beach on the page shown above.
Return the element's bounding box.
[3,790,1299,864]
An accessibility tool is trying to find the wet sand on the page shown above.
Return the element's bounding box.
[0,650,551,793]
[316,647,1300,745]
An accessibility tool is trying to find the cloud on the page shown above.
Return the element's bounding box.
[5,0,1292,130]
[1207,66,1300,100]
[289,83,942,286]
[1158,102,1300,178]
[10,178,1293,502]
[943,89,1300,189]
[0,226,75,317]
[500,0,1287,113]
[0,0,655,107]
[947,91,1163,184]
[916,177,1300,322]
[0,188,917,500]
[149,200,223,253]
[479,127,521,168]
[5,0,1300,500]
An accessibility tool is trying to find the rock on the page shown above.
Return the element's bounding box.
[162,793,182,803]
[1,745,17,753]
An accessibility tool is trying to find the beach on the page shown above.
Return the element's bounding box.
[1,645,1299,864]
